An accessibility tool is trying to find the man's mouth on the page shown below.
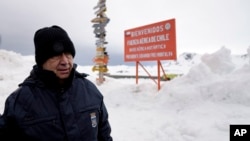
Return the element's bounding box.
[58,68,69,74]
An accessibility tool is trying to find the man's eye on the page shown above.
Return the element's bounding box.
[51,56,60,60]
[64,53,73,58]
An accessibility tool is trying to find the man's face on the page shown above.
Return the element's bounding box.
[42,53,73,79]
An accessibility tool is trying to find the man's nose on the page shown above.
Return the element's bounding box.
[60,53,69,64]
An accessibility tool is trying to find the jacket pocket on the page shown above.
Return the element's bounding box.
[79,105,100,127]
[78,105,100,139]
[79,105,100,113]
[21,116,56,127]
[19,115,64,140]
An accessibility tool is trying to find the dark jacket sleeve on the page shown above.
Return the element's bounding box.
[0,92,23,140]
[0,88,33,141]
[84,78,113,141]
[0,92,15,139]
[0,114,25,140]
[0,108,9,139]
[98,101,113,141]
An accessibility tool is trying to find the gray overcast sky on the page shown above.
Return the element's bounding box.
[0,0,249,65]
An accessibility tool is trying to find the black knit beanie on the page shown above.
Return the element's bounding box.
[34,25,75,66]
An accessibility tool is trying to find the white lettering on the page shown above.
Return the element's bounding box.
[126,54,138,59]
[129,47,136,52]
[127,39,140,46]
[139,53,150,58]
[130,25,164,37]
[127,34,169,47]
[234,129,247,136]
[156,34,169,42]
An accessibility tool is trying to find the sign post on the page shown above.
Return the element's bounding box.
[124,19,177,90]
[91,0,110,85]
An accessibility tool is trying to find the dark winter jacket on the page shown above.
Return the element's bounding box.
[0,65,113,141]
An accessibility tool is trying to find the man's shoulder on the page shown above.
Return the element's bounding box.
[74,71,95,86]
[74,71,103,97]
[75,71,89,78]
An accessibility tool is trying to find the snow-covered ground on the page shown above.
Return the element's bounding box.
[0,47,250,141]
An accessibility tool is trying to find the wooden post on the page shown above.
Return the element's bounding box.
[157,60,161,90]
[136,61,139,84]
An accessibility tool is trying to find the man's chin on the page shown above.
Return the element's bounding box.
[57,73,70,79]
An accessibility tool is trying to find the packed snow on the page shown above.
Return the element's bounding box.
[0,47,250,141]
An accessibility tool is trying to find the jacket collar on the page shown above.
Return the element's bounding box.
[21,64,76,90]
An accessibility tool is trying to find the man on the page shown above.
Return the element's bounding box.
[0,25,113,141]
